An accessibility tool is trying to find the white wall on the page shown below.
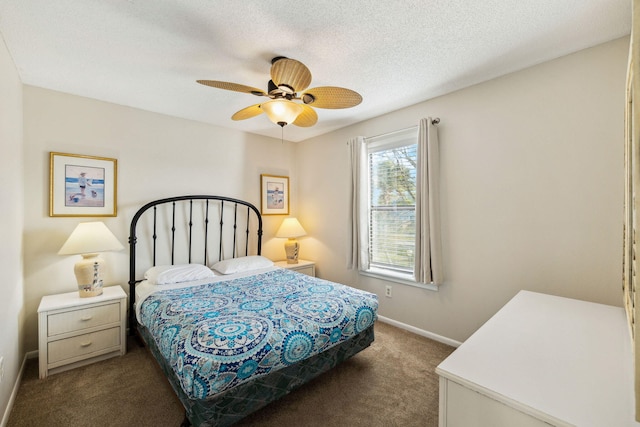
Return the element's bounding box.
[296,37,629,342]
[21,87,299,351]
[0,32,24,422]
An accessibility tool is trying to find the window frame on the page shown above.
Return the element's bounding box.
[362,127,438,291]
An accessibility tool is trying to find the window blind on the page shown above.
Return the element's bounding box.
[367,130,417,275]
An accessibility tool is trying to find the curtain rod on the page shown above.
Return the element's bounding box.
[363,118,441,142]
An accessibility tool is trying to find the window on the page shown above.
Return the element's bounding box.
[366,127,418,280]
[348,118,442,288]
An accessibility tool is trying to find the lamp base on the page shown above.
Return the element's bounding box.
[74,254,104,298]
[284,239,300,264]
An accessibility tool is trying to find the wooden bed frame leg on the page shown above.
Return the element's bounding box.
[180,412,191,427]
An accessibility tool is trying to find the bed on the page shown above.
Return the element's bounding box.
[128,195,378,426]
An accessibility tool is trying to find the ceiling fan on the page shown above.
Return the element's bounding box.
[197,57,362,127]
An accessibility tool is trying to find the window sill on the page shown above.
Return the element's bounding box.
[360,268,439,291]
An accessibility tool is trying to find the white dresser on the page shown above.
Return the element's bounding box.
[38,285,127,379]
[436,290,640,427]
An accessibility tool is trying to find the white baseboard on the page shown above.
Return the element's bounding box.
[377,315,462,348]
[1,351,37,427]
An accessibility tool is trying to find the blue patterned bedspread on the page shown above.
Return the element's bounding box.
[139,268,378,399]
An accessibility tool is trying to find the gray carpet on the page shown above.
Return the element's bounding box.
[7,322,454,426]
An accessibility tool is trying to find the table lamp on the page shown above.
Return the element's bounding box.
[276,217,307,264]
[58,221,124,297]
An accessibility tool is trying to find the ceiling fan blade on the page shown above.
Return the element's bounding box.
[292,105,318,127]
[300,86,362,109]
[270,58,312,92]
[231,104,264,121]
[197,80,267,97]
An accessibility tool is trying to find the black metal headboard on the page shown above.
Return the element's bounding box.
[128,195,263,335]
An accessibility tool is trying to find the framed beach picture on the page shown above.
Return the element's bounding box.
[49,152,117,217]
[260,174,289,215]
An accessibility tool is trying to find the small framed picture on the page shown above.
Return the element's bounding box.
[49,152,117,217]
[260,174,289,215]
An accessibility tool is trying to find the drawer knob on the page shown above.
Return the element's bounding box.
[80,316,93,321]
[80,341,92,347]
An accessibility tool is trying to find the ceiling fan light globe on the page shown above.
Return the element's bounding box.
[262,99,303,127]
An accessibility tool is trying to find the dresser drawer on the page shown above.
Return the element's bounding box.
[48,327,121,364]
[48,302,121,336]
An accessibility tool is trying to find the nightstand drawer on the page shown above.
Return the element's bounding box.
[274,260,316,277]
[48,302,121,336]
[48,327,121,364]
[293,266,315,276]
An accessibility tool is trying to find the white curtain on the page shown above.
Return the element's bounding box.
[347,136,369,270]
[415,118,443,285]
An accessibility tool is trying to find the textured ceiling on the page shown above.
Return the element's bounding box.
[0,0,631,142]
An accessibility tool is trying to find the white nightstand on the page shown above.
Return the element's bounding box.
[274,259,316,277]
[38,285,127,379]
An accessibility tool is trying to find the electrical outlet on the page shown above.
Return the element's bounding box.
[0,356,4,383]
[385,285,392,298]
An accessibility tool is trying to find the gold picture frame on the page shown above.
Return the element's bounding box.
[49,152,117,217]
[260,174,289,215]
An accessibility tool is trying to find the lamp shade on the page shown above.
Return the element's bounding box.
[261,99,303,126]
[276,218,307,238]
[58,222,124,255]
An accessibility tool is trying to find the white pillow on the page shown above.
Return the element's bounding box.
[211,255,274,275]
[144,264,215,285]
